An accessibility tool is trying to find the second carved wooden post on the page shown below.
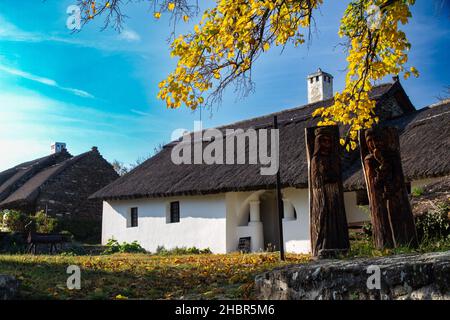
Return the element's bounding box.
[359,126,418,249]
[306,126,350,258]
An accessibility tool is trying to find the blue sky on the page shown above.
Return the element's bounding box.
[0,0,449,170]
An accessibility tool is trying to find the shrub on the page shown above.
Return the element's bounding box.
[119,241,147,254]
[362,221,373,239]
[33,211,58,233]
[155,245,212,256]
[1,210,31,233]
[415,202,450,241]
[102,239,147,255]
[411,187,424,197]
[60,230,75,242]
[0,232,27,253]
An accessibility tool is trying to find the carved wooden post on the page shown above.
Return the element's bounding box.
[306,126,350,258]
[359,127,418,249]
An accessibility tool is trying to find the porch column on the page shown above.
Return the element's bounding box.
[248,200,264,252]
[283,199,295,221]
[249,200,261,222]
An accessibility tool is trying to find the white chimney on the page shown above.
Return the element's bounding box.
[51,142,67,154]
[307,68,334,103]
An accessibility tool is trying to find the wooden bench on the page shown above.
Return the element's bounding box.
[27,232,68,254]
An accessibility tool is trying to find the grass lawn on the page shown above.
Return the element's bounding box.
[0,252,310,300]
[2,237,449,300]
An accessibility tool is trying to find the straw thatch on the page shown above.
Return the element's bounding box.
[91,81,449,201]
[0,151,71,203]
[0,151,91,207]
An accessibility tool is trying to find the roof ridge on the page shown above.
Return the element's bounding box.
[163,82,395,148]
[426,99,450,109]
[0,149,96,207]
[217,82,394,130]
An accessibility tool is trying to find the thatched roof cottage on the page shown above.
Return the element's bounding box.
[0,144,119,241]
[92,70,450,253]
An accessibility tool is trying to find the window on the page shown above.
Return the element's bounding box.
[316,76,319,82]
[310,78,313,84]
[129,207,138,228]
[356,190,369,206]
[169,201,180,223]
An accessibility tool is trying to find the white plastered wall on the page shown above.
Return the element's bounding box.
[102,194,227,253]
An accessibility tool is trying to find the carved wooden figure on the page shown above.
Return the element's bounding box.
[359,127,418,249]
[306,126,350,258]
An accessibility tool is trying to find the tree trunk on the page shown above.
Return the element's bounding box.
[359,127,418,249]
[306,126,350,258]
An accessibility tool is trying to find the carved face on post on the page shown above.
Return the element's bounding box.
[365,129,384,155]
[314,128,333,157]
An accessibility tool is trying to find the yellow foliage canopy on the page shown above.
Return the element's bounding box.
[157,0,418,147]
[79,0,419,147]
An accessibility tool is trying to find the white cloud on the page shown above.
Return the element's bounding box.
[119,28,141,42]
[0,15,79,45]
[130,108,150,116]
[0,64,94,99]
[0,14,149,52]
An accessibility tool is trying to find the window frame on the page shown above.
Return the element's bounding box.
[129,207,138,228]
[169,201,180,223]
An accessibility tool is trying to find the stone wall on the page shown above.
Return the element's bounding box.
[255,251,450,300]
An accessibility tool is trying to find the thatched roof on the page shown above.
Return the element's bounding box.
[91,81,449,201]
[0,151,93,208]
[0,151,71,203]
[345,101,450,189]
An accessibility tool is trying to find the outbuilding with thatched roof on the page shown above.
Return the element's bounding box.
[0,144,119,242]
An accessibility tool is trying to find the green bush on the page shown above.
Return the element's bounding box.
[102,239,147,255]
[155,245,212,256]
[0,210,31,233]
[34,210,58,233]
[362,221,373,239]
[411,187,425,197]
[415,202,450,241]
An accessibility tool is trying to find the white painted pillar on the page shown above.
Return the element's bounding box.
[249,200,261,222]
[283,199,295,221]
[248,200,264,252]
